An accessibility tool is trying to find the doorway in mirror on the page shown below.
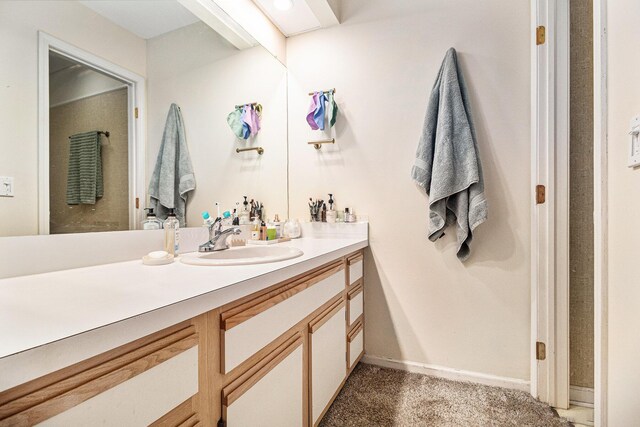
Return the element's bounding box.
[48,51,130,234]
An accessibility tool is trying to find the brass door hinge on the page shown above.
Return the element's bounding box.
[536,185,546,204]
[536,26,546,45]
[536,341,546,360]
[135,107,139,119]
[135,197,140,209]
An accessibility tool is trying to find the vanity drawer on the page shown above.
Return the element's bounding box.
[347,321,364,371]
[347,282,363,326]
[347,252,363,286]
[221,261,345,374]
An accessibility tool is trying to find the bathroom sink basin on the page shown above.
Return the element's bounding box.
[180,246,303,266]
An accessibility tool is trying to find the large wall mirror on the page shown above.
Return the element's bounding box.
[0,0,288,237]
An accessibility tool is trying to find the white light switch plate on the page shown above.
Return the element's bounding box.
[0,176,14,197]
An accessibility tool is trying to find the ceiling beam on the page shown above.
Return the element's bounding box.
[305,0,340,27]
[178,0,258,50]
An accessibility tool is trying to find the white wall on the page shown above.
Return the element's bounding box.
[287,0,531,381]
[147,22,288,226]
[0,1,146,236]
[606,0,640,423]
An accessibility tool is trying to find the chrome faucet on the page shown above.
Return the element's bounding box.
[199,218,241,252]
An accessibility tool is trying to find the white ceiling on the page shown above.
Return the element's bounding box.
[79,0,200,40]
[252,0,321,36]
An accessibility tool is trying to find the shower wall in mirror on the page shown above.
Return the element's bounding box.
[0,0,288,237]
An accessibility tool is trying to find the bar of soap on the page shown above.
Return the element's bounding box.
[148,250,168,259]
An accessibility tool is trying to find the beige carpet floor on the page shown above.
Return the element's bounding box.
[320,363,571,427]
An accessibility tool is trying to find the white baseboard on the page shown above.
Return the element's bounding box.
[362,355,530,393]
[570,385,594,407]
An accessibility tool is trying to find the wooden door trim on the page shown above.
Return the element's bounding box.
[0,324,198,425]
[221,260,345,331]
[222,333,302,407]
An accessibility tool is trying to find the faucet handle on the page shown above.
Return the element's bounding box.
[213,217,223,233]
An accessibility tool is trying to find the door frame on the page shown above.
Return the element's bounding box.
[530,0,570,408]
[592,0,608,424]
[531,0,608,424]
[37,32,146,234]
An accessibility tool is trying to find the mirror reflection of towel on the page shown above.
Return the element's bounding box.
[66,131,103,205]
[148,104,196,227]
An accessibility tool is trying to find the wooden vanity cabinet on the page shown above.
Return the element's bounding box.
[0,250,365,427]
[0,316,210,427]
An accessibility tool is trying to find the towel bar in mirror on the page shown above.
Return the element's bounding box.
[236,147,264,155]
[308,138,335,150]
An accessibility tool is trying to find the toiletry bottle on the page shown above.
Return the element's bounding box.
[232,203,240,226]
[240,196,251,225]
[260,220,267,240]
[266,222,277,241]
[202,211,215,228]
[283,218,301,238]
[142,208,162,230]
[283,219,293,238]
[292,219,301,238]
[326,194,337,223]
[251,218,260,240]
[273,214,283,238]
[345,208,356,223]
[222,210,232,226]
[164,209,180,256]
[321,204,327,222]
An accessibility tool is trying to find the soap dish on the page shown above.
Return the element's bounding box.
[142,254,175,266]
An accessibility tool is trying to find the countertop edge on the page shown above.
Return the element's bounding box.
[0,238,367,391]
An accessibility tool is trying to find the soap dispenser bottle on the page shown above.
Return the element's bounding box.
[273,214,283,238]
[142,208,162,230]
[164,209,180,256]
[251,217,261,240]
[326,194,337,224]
[239,196,251,225]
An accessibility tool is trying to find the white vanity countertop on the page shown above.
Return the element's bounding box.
[0,237,367,360]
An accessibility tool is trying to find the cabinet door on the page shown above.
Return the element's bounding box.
[223,334,304,427]
[347,282,364,327]
[347,320,364,371]
[309,301,347,426]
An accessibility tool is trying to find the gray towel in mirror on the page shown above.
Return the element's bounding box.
[66,131,103,205]
[149,103,196,227]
